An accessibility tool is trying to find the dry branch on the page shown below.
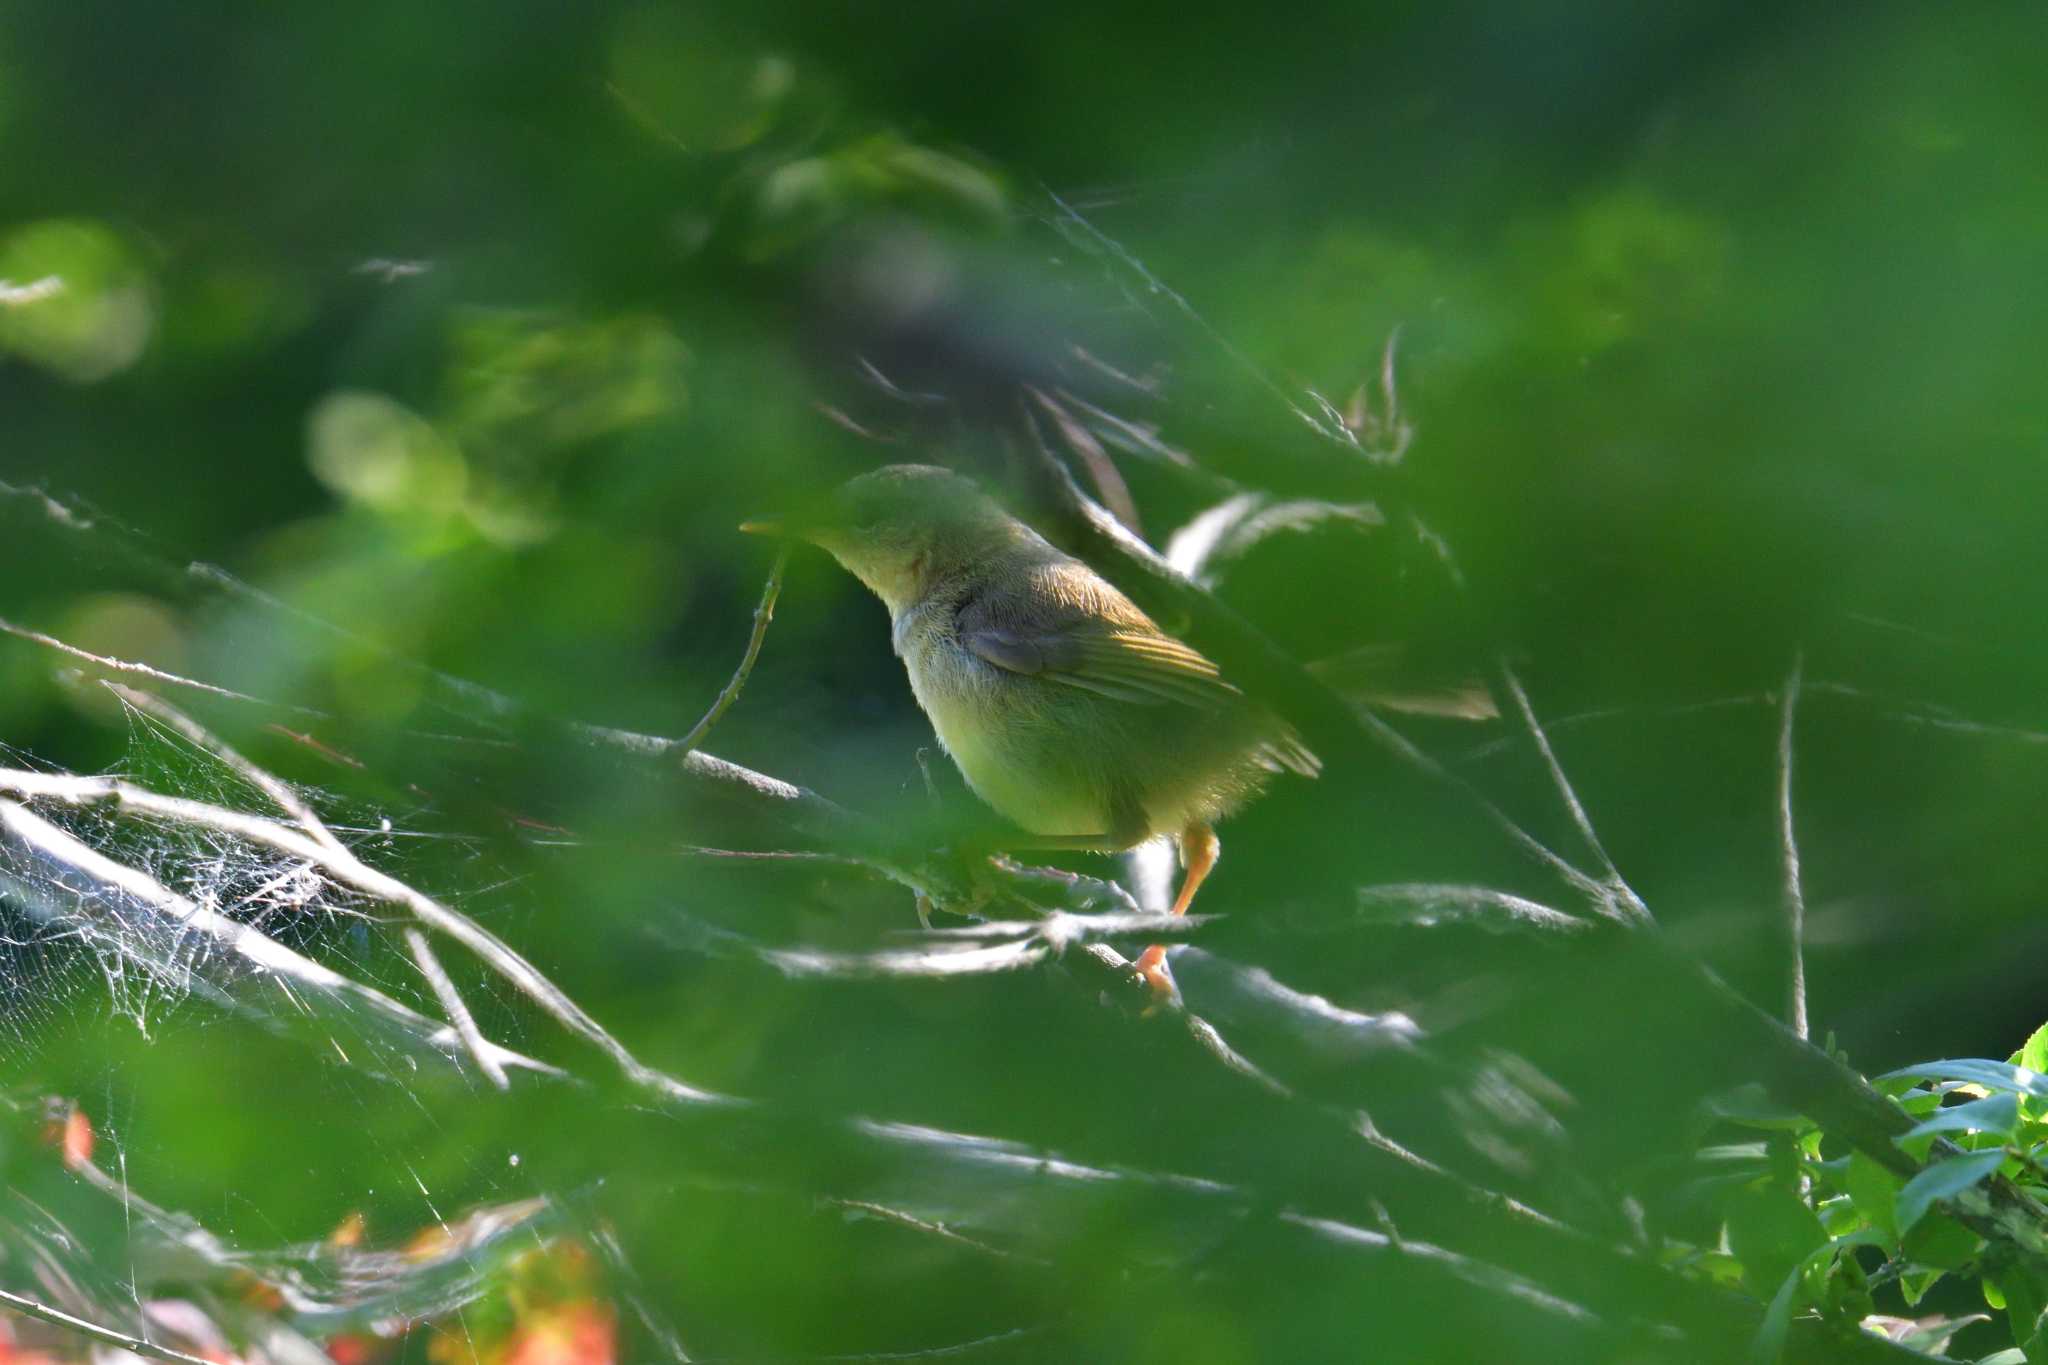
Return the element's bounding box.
[0,1287,220,1365]
[1490,659,1650,925]
[1777,650,1810,1040]
[1351,883,1594,937]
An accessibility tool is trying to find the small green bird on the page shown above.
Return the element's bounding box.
[746,464,1316,995]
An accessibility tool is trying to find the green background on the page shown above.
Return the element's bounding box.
[4,3,2047,1361]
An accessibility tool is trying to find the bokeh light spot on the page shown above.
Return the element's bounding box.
[0,219,155,383]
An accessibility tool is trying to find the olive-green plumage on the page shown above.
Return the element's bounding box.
[759,464,1315,854]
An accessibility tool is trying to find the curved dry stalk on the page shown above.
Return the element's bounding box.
[1491,660,1648,926]
[1278,1214,1600,1328]
[908,909,1210,944]
[1777,649,1809,1040]
[0,616,311,713]
[1353,883,1593,937]
[1333,689,1612,909]
[405,926,510,1090]
[0,1286,219,1365]
[824,1198,1050,1267]
[668,906,1207,982]
[1170,948,1423,1057]
[1042,188,1347,447]
[675,543,789,756]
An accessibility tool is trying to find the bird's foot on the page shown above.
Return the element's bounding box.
[1130,944,1178,1010]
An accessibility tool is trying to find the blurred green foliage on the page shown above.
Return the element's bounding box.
[4,2,2048,1362]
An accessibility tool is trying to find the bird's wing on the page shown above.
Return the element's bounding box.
[956,562,1243,711]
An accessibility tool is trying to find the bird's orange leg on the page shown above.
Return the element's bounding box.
[1133,821,1218,999]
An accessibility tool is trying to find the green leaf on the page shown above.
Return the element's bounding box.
[2027,1310,2048,1365]
[1845,1150,1904,1246]
[1726,1184,1830,1299]
[1900,1087,1949,1119]
[1818,1196,1867,1238]
[1881,1060,2048,1100]
[1974,1349,2026,1364]
[1747,1232,1883,1365]
[1902,1092,2022,1143]
[2014,1023,2048,1075]
[2014,1024,2048,1126]
[1693,1250,1746,1288]
[1902,1210,1983,1271]
[1751,1253,1804,1365]
[1900,1266,1944,1306]
[1709,1084,1816,1130]
[1996,1267,2048,1359]
[1896,1149,2007,1235]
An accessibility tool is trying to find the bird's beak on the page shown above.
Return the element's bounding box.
[742,492,832,540]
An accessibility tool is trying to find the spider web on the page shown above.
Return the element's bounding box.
[0,723,397,1042]
[0,486,635,1360]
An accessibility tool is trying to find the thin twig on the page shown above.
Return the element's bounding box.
[676,544,790,756]
[674,845,868,865]
[1278,1214,1599,1327]
[1041,187,1348,447]
[1777,650,1809,1040]
[0,1286,219,1365]
[664,909,1208,982]
[1342,702,1612,908]
[1026,386,1143,535]
[405,927,511,1089]
[1352,883,1595,937]
[1455,693,1771,763]
[0,617,315,713]
[1060,942,1294,1096]
[723,1324,1051,1362]
[823,1198,1048,1266]
[907,909,1210,943]
[1492,660,1649,925]
[1171,948,1424,1059]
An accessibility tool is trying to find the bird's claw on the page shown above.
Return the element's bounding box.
[1131,946,1178,1013]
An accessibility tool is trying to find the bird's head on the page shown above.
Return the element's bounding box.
[743,464,1029,613]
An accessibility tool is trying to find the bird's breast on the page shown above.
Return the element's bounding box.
[895,616,1113,839]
